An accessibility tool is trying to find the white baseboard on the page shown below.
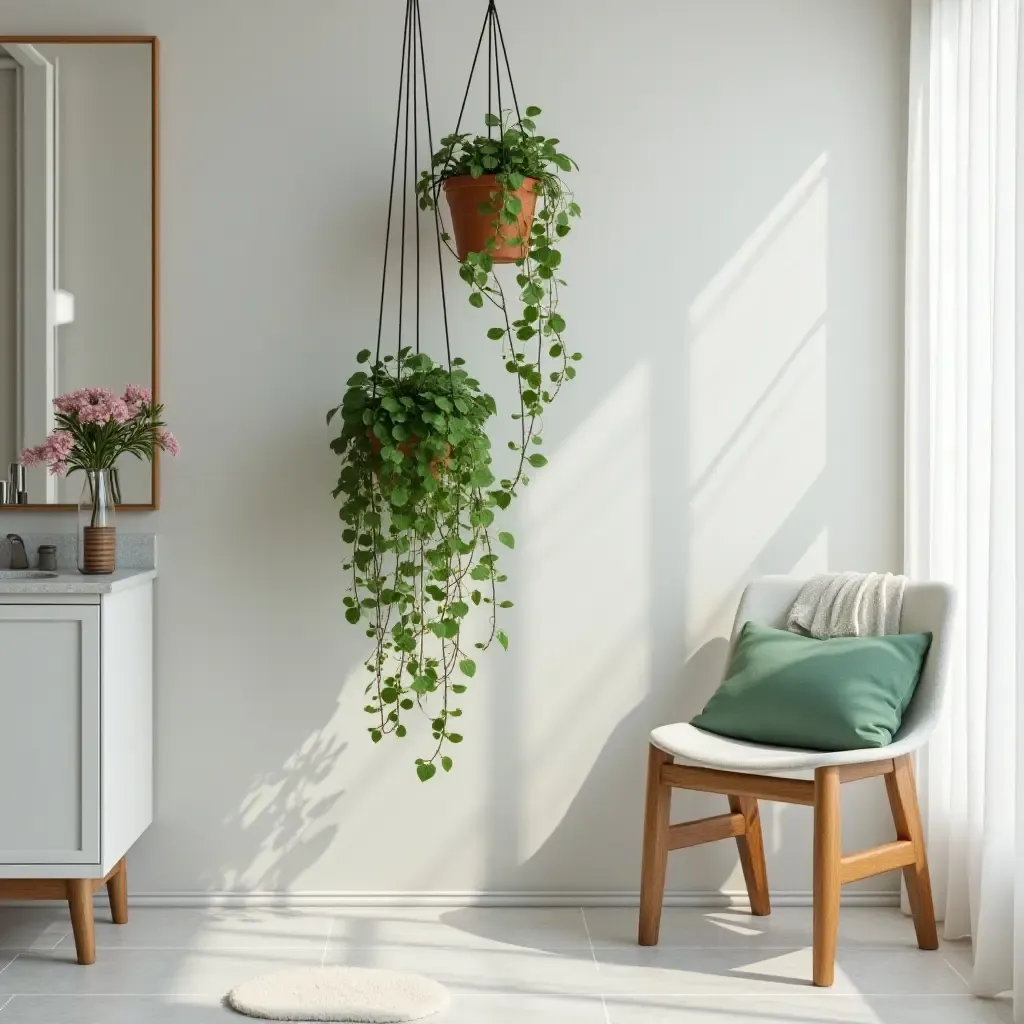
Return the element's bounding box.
[117,890,900,909]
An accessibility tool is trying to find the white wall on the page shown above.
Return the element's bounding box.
[1,0,910,900]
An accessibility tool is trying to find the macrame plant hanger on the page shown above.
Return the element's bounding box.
[374,0,455,383]
[431,0,523,215]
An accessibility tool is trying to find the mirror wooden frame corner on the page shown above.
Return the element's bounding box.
[0,35,160,511]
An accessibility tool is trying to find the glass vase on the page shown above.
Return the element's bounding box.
[78,469,117,575]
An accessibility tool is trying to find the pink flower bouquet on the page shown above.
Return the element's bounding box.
[21,386,179,497]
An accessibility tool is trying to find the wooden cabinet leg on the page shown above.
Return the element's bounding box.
[638,744,673,946]
[885,755,939,950]
[107,857,128,925]
[729,795,771,916]
[67,879,96,965]
[813,766,842,987]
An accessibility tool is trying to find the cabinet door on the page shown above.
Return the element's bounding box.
[0,605,100,863]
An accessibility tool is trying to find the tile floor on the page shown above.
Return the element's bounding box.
[0,904,1009,1022]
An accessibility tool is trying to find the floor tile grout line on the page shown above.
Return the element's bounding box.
[0,955,18,979]
[49,933,68,951]
[321,918,334,967]
[0,995,11,1015]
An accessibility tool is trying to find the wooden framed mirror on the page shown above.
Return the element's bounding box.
[0,36,159,510]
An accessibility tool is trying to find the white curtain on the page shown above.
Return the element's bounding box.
[904,0,1022,1012]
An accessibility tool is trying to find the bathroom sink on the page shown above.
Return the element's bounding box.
[0,570,59,580]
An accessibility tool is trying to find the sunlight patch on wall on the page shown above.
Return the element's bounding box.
[518,363,652,861]
[687,157,829,647]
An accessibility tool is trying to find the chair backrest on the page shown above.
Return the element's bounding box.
[729,576,957,749]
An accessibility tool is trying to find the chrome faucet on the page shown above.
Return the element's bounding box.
[6,535,28,570]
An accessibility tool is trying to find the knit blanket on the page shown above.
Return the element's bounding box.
[787,572,907,638]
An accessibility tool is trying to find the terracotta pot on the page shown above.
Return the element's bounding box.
[443,175,538,264]
[367,430,451,480]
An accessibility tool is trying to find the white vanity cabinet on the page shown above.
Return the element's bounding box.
[0,573,154,964]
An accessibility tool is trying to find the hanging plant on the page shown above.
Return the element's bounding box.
[417,104,583,503]
[328,350,513,781]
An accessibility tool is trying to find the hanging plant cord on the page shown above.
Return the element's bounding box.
[374,0,456,377]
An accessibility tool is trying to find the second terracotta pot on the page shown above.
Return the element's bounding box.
[367,430,451,480]
[443,174,538,264]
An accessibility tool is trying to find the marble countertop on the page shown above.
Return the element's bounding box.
[0,568,157,596]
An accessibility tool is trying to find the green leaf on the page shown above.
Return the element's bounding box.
[499,600,514,608]
[447,733,464,744]
[356,348,371,363]
[525,105,542,117]
[430,619,460,639]
[497,631,509,651]
[522,283,544,304]
[527,453,548,468]
[484,112,502,127]
[381,687,398,704]
[345,607,361,624]
[395,724,407,737]
[390,486,409,506]
[442,756,453,772]
[417,762,437,782]
[548,313,566,333]
[452,684,467,693]
[487,327,505,340]
[371,729,382,743]
[460,658,477,677]
[469,292,484,308]
[498,531,515,549]
[451,600,470,618]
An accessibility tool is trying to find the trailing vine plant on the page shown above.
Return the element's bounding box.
[328,350,513,780]
[416,106,582,502]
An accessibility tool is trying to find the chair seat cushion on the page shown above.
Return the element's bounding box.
[690,623,932,751]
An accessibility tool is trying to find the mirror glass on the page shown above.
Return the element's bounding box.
[0,39,155,506]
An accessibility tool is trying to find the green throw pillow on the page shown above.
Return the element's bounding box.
[691,622,932,751]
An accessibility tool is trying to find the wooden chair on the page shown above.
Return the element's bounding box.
[638,576,956,986]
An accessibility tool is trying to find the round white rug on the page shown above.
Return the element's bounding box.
[227,966,450,1023]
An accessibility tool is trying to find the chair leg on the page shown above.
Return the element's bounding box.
[107,857,128,925]
[66,879,96,966]
[885,755,939,950]
[638,744,673,946]
[729,795,771,916]
[813,766,842,987]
